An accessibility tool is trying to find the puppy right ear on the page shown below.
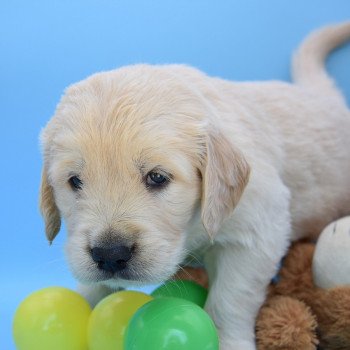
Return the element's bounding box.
[200,127,250,239]
[39,168,61,243]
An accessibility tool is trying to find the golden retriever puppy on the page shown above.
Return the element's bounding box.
[40,23,350,349]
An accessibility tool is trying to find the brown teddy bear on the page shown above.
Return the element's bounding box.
[256,240,350,350]
[175,217,350,350]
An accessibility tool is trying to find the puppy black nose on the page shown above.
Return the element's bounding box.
[91,245,133,273]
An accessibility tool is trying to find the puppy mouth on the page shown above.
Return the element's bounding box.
[89,257,141,283]
[92,266,167,288]
[86,257,173,287]
[96,268,136,282]
[88,251,156,284]
[81,261,143,285]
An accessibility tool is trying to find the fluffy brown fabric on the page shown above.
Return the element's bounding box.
[308,287,350,349]
[256,296,318,350]
[267,242,350,350]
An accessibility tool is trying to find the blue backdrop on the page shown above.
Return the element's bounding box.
[1,1,349,348]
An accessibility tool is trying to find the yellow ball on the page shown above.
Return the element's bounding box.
[88,290,153,350]
[13,287,91,350]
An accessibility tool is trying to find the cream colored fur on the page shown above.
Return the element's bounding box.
[40,23,350,349]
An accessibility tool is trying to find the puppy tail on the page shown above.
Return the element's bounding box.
[292,22,350,91]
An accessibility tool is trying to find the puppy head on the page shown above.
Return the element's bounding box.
[40,65,250,288]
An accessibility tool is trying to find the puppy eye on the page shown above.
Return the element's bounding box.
[68,175,83,191]
[146,171,168,188]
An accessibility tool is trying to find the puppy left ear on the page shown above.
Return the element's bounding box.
[200,128,250,238]
[39,168,61,244]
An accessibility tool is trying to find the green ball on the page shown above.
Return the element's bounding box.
[13,287,91,350]
[151,280,208,307]
[124,298,219,350]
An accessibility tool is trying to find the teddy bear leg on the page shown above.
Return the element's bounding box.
[308,287,350,350]
[256,296,318,350]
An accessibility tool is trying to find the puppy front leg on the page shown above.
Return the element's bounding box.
[204,241,287,350]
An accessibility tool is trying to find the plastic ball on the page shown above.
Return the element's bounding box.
[151,279,208,307]
[124,297,219,350]
[13,287,91,350]
[87,290,153,350]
